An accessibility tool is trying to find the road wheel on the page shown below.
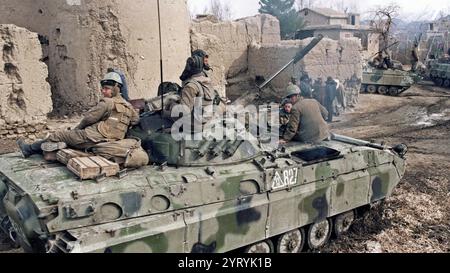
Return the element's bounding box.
[443,79,450,88]
[367,85,377,94]
[276,228,305,253]
[360,85,367,93]
[388,87,399,96]
[307,219,332,250]
[334,211,355,238]
[244,240,274,253]
[378,86,388,95]
[435,78,444,86]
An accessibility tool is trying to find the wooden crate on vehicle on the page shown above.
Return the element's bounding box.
[57,149,91,165]
[67,156,120,180]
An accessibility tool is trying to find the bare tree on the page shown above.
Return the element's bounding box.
[370,4,401,48]
[208,0,233,21]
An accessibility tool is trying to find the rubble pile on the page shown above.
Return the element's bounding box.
[0,25,52,140]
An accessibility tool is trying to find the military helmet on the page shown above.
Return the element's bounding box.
[284,83,300,98]
[101,72,123,87]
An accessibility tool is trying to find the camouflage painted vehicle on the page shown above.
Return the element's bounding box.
[428,62,450,88]
[361,66,421,96]
[0,132,407,253]
[0,36,407,253]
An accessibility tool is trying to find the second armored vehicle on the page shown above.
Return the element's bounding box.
[428,61,450,88]
[361,66,421,96]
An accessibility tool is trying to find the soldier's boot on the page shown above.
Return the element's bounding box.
[16,139,46,158]
[41,142,67,153]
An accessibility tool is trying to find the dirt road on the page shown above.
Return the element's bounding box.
[324,83,450,253]
[1,83,449,253]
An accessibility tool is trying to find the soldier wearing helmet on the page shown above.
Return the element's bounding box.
[17,72,140,158]
[280,81,329,145]
[107,68,130,101]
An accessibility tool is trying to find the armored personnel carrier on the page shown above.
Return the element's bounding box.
[428,62,450,88]
[0,37,408,253]
[361,66,421,96]
[0,133,407,253]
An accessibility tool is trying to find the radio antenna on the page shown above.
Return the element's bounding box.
[157,0,164,124]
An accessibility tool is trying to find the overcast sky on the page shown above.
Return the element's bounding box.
[187,0,450,21]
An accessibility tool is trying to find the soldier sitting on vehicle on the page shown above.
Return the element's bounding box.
[107,68,130,101]
[17,72,140,158]
[176,50,225,133]
[371,52,394,70]
[279,83,329,145]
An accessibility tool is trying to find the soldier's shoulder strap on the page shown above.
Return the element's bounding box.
[184,79,205,97]
[100,97,116,109]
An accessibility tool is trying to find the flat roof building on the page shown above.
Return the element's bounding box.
[296,8,380,58]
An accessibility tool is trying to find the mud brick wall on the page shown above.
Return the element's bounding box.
[248,37,363,91]
[0,0,191,115]
[191,14,281,97]
[248,38,363,107]
[191,15,362,107]
[0,24,52,140]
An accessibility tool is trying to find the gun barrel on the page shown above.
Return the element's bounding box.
[331,133,391,150]
[258,35,324,90]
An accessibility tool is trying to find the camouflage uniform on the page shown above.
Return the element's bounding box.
[48,95,139,150]
[282,99,329,143]
[372,54,384,69]
[180,73,218,128]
